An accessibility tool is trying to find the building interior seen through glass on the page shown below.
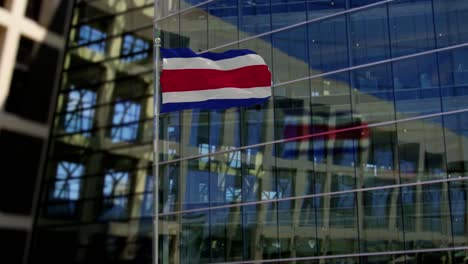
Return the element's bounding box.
[30,0,468,264]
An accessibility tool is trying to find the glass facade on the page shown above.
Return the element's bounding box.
[31,0,468,263]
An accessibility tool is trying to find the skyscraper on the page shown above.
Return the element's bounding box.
[31,0,468,263]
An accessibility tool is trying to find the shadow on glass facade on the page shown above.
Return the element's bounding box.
[30,0,468,263]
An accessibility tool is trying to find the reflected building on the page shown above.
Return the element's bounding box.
[0,1,72,263]
[30,0,468,264]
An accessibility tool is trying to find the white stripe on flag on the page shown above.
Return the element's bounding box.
[162,86,271,103]
[163,54,267,70]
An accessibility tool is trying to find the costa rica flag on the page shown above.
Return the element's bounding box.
[160,48,272,113]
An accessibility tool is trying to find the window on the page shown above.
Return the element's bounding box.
[52,162,84,201]
[48,161,84,216]
[78,25,107,53]
[141,175,154,217]
[63,88,96,135]
[100,170,130,220]
[121,34,150,62]
[110,100,141,142]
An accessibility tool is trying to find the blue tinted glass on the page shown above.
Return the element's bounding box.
[422,184,443,231]
[272,25,308,83]
[351,0,385,7]
[389,0,435,57]
[111,100,141,142]
[140,175,154,217]
[64,88,96,135]
[53,161,84,201]
[100,170,130,220]
[393,54,441,116]
[121,34,150,62]
[439,47,468,111]
[353,63,393,99]
[272,0,307,30]
[78,25,107,52]
[349,6,390,65]
[308,0,345,19]
[208,0,238,48]
[434,0,468,47]
[365,189,391,228]
[450,182,467,236]
[240,0,271,37]
[309,16,348,73]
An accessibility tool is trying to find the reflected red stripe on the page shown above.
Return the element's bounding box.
[284,124,370,140]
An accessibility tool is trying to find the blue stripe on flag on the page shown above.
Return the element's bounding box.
[161,48,257,61]
[161,97,270,113]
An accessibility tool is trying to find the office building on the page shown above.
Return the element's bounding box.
[30,0,468,263]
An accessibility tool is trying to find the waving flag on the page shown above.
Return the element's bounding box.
[160,48,271,113]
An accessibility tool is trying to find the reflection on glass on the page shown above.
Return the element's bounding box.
[63,88,96,135]
[110,100,141,142]
[121,34,150,62]
[48,161,84,217]
[77,24,107,52]
[100,170,130,220]
[34,0,468,263]
[349,6,390,65]
[208,0,238,49]
[434,0,468,48]
[389,0,435,57]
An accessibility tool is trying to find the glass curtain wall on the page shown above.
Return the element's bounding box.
[31,0,468,264]
[156,0,468,263]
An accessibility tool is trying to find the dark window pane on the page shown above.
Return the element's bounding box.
[0,130,42,215]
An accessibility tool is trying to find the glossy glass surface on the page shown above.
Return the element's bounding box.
[31,0,468,263]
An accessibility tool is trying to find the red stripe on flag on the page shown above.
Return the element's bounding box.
[161,65,271,92]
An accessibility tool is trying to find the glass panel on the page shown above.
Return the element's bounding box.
[271,0,307,30]
[274,80,311,160]
[393,54,441,117]
[309,15,348,75]
[110,100,142,142]
[47,161,85,217]
[158,15,184,48]
[349,5,390,65]
[401,183,452,251]
[318,192,359,255]
[450,180,468,247]
[352,63,395,123]
[310,72,354,168]
[179,210,210,263]
[443,112,468,177]
[439,47,468,112]
[207,0,239,49]
[272,25,308,84]
[307,0,345,20]
[239,0,271,38]
[389,0,435,57]
[120,34,151,62]
[397,117,446,183]
[62,88,97,136]
[351,0,387,8]
[100,170,130,220]
[433,0,468,48]
[180,6,208,51]
[210,208,243,262]
[361,187,405,253]
[76,24,107,53]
